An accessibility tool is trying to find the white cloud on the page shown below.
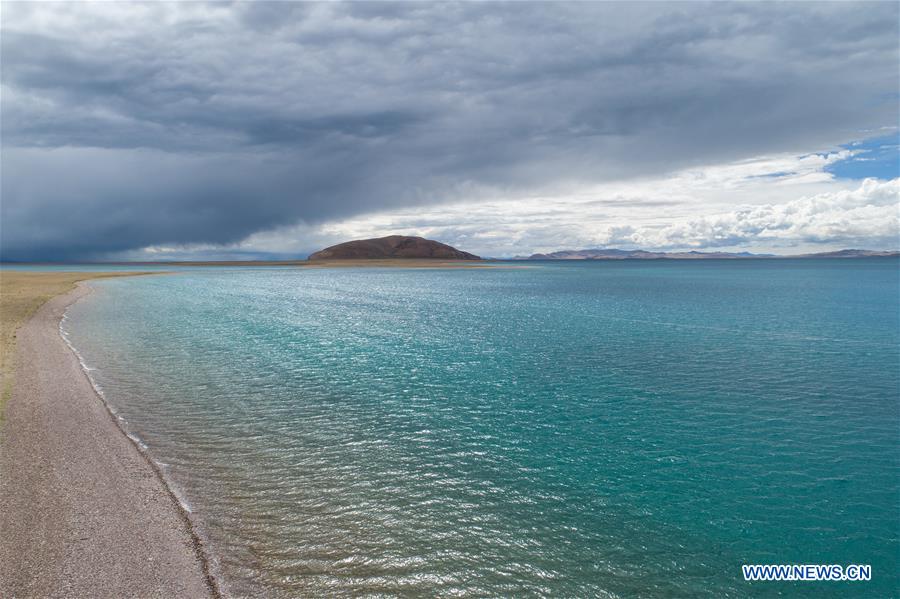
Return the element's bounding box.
[615,178,899,250]
[128,150,898,259]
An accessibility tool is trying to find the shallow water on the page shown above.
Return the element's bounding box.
[63,260,899,597]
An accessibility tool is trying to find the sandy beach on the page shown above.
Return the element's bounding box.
[0,279,216,597]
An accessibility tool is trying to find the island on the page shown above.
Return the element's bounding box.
[308,235,481,261]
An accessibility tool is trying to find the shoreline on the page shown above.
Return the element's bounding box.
[0,270,161,423]
[59,283,224,597]
[2,258,509,268]
[0,280,220,597]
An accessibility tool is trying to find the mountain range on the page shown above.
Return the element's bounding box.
[516,249,899,260]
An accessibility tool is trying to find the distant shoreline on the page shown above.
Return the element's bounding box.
[1,259,505,268]
[2,251,897,267]
[517,254,900,262]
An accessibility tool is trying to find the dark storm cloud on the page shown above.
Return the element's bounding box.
[1,1,897,259]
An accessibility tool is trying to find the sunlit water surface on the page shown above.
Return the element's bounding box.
[63,260,899,597]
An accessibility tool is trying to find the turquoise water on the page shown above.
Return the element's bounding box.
[63,260,899,597]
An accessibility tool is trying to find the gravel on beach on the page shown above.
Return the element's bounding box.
[0,283,216,598]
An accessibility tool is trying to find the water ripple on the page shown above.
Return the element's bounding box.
[63,261,900,597]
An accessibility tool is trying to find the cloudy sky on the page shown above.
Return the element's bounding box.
[2,1,898,260]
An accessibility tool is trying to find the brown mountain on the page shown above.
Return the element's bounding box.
[308,235,481,260]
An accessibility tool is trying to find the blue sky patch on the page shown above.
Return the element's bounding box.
[825,134,900,180]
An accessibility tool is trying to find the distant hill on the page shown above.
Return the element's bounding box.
[517,248,897,260]
[308,235,481,260]
[791,249,900,258]
[521,249,768,260]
